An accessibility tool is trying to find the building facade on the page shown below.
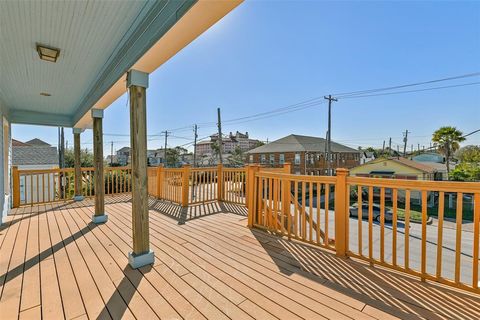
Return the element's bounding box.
[246,134,360,175]
[196,131,260,156]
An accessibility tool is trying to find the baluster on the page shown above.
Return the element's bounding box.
[358,185,363,256]
[405,189,411,270]
[455,192,463,283]
[436,191,444,278]
[392,188,398,266]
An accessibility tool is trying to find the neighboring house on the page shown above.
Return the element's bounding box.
[12,138,59,204]
[349,157,447,205]
[349,157,444,180]
[246,134,361,175]
[360,151,375,164]
[196,131,260,156]
[116,147,130,166]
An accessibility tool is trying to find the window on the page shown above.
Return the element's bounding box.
[260,154,266,164]
[279,154,285,164]
[249,155,253,163]
[269,154,275,165]
[294,153,300,165]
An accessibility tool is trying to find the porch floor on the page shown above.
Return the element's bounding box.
[0,195,478,319]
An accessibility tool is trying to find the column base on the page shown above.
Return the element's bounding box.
[91,214,108,224]
[128,250,155,269]
[73,195,84,201]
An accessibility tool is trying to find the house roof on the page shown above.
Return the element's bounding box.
[246,134,359,154]
[12,139,29,147]
[356,157,439,174]
[25,138,51,146]
[13,146,58,166]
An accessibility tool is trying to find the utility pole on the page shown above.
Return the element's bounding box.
[162,131,170,166]
[193,124,198,167]
[411,144,414,153]
[403,130,409,157]
[418,143,420,152]
[324,95,337,175]
[217,107,223,164]
[382,140,385,155]
[388,137,392,156]
[110,141,114,165]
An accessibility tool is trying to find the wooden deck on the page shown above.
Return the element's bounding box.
[1,195,478,320]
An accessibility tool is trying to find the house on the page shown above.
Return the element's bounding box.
[12,138,58,170]
[196,131,261,156]
[12,138,59,204]
[350,157,445,180]
[246,134,361,175]
[360,150,376,164]
[116,146,130,166]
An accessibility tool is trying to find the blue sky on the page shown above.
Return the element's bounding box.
[13,0,480,154]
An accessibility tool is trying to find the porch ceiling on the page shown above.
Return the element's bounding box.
[0,0,242,128]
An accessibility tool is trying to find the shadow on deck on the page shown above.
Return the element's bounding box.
[254,228,480,320]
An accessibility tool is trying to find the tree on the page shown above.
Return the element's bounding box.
[229,146,245,166]
[432,126,465,178]
[64,148,94,168]
[456,145,480,163]
[450,145,480,181]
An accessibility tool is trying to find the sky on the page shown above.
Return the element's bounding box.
[12,0,480,155]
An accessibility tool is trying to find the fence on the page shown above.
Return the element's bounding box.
[12,166,132,206]
[247,167,480,294]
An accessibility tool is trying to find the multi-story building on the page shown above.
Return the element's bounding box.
[246,134,360,175]
[196,131,260,156]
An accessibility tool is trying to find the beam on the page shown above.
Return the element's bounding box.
[127,70,154,269]
[91,109,108,224]
[10,110,72,127]
[73,128,84,201]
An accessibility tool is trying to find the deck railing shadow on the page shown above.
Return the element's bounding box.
[251,228,480,320]
[148,198,248,224]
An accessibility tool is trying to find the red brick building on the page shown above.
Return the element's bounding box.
[246,134,360,175]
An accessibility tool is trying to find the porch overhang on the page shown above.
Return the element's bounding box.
[0,0,243,128]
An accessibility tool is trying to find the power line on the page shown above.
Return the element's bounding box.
[338,81,480,100]
[333,72,480,97]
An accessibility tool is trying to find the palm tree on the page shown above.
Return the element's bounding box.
[432,126,465,179]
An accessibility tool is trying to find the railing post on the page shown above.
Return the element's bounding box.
[217,164,224,201]
[334,168,349,257]
[156,164,163,199]
[283,162,292,174]
[247,165,260,228]
[12,166,20,208]
[182,165,191,207]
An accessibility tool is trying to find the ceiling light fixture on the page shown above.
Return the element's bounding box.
[40,92,51,96]
[36,43,60,63]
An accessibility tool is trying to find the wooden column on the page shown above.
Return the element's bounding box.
[127,69,154,269]
[91,109,107,223]
[73,128,84,201]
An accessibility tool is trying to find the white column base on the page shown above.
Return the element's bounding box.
[73,195,84,201]
[91,214,108,224]
[128,250,155,269]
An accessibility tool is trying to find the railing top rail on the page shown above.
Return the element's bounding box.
[348,176,480,193]
[191,167,218,172]
[255,171,337,183]
[17,166,132,174]
[163,168,184,173]
[222,167,246,172]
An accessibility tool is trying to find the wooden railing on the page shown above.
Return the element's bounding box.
[12,166,132,206]
[247,167,480,294]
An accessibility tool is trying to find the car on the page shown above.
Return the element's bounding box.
[349,203,393,222]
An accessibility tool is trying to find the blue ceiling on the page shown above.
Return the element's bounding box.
[0,0,196,127]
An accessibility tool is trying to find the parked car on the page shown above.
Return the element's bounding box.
[349,203,393,222]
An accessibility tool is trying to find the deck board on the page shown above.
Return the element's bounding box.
[0,196,479,319]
